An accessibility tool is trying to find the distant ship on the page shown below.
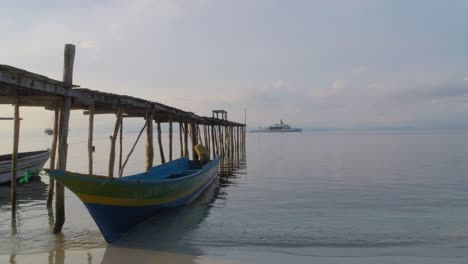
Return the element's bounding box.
[250,120,302,133]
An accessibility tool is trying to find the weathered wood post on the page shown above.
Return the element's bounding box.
[46,108,59,207]
[54,43,75,233]
[108,109,122,177]
[179,122,183,157]
[157,121,166,164]
[88,105,94,175]
[184,119,189,157]
[11,99,20,214]
[211,125,216,158]
[218,125,223,157]
[145,111,154,171]
[119,112,123,174]
[190,121,198,160]
[169,115,173,162]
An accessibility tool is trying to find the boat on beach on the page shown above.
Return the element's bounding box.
[0,150,50,184]
[250,120,302,133]
[49,156,221,243]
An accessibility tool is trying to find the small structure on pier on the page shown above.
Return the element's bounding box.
[212,110,228,120]
[0,44,246,235]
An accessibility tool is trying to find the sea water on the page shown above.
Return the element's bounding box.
[1,130,468,263]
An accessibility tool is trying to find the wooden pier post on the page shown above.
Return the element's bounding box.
[218,125,223,157]
[11,99,20,214]
[190,121,198,160]
[88,105,94,175]
[179,122,183,157]
[145,111,154,171]
[119,113,123,174]
[169,115,173,162]
[211,125,216,158]
[184,119,189,157]
[54,44,75,233]
[46,108,59,207]
[108,109,122,177]
[157,121,166,164]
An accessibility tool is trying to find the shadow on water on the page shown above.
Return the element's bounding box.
[102,154,247,263]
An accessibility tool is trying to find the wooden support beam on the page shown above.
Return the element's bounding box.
[190,121,198,160]
[184,119,189,157]
[11,100,20,214]
[210,125,215,158]
[88,105,94,175]
[157,121,166,164]
[119,113,123,175]
[108,109,122,177]
[169,115,173,162]
[179,122,183,157]
[54,43,75,234]
[145,112,154,171]
[46,108,59,207]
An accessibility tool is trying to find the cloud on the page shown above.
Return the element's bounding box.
[79,41,99,49]
[351,66,367,75]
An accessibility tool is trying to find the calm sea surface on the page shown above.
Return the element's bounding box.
[2,130,468,263]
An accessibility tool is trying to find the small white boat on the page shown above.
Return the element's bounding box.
[0,150,50,184]
[250,120,302,133]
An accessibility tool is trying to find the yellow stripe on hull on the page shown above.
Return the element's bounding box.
[75,180,209,206]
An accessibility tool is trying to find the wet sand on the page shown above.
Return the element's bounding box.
[0,246,251,264]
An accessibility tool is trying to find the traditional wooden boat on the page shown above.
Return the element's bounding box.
[0,150,50,184]
[49,156,221,243]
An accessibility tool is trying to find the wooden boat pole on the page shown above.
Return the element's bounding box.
[88,105,94,175]
[179,122,183,157]
[108,109,122,177]
[11,99,20,214]
[145,111,154,171]
[46,108,59,207]
[54,44,75,233]
[184,119,189,157]
[120,121,147,177]
[169,115,173,162]
[157,121,165,164]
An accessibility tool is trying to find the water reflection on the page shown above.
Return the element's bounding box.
[102,154,248,263]
[0,153,247,263]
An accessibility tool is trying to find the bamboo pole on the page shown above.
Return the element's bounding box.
[169,115,173,162]
[108,109,122,177]
[157,121,165,164]
[11,100,20,214]
[184,119,189,157]
[145,112,154,171]
[54,44,75,233]
[88,105,94,175]
[179,122,183,157]
[46,108,59,207]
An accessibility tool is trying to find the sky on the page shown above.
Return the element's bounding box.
[2,0,468,132]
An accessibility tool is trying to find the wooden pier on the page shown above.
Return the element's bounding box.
[0,44,246,234]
